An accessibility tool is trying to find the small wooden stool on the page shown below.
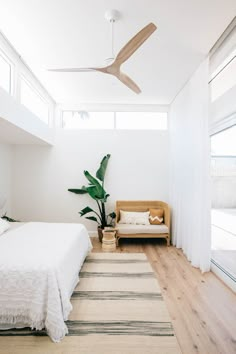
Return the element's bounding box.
[102,228,117,252]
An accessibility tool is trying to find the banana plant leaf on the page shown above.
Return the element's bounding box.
[84,171,107,200]
[1,214,18,222]
[108,212,116,219]
[85,216,98,223]
[96,154,111,182]
[79,206,95,216]
[84,171,101,187]
[68,186,88,194]
[86,185,105,201]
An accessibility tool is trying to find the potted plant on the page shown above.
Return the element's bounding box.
[68,154,116,242]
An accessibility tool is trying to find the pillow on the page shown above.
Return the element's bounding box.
[0,218,10,235]
[119,210,150,225]
[149,208,164,225]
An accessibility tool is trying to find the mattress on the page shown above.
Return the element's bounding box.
[4,221,25,232]
[0,222,92,342]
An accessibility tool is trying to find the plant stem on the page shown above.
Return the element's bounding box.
[96,201,103,224]
[101,202,107,228]
[93,209,102,224]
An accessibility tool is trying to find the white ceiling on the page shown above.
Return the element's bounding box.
[0,0,235,105]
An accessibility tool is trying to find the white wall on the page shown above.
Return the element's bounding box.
[12,129,169,232]
[0,143,12,215]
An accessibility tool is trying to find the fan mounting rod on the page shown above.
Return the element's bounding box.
[105,9,120,62]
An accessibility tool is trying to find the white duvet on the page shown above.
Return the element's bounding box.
[0,222,92,342]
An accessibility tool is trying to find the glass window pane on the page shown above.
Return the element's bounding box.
[20,77,49,124]
[210,56,236,102]
[211,125,236,156]
[63,111,114,129]
[116,112,168,130]
[0,54,11,93]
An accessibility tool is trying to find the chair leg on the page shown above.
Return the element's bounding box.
[116,237,119,247]
[167,237,170,246]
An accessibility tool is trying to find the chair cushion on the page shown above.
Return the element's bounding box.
[119,210,150,225]
[117,223,169,235]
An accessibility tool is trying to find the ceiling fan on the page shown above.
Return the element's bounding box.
[48,10,157,94]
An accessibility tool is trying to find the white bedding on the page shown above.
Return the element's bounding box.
[0,222,92,342]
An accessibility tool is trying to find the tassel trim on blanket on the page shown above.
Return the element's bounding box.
[0,311,68,342]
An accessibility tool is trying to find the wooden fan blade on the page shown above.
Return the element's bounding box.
[115,23,157,65]
[92,67,110,73]
[48,67,96,72]
[48,67,111,74]
[116,71,141,94]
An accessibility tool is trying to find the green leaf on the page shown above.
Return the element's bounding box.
[84,171,106,200]
[68,187,88,194]
[79,206,95,216]
[108,212,116,219]
[1,214,18,222]
[85,216,99,223]
[84,171,100,186]
[96,154,111,182]
[104,193,110,202]
[85,186,102,201]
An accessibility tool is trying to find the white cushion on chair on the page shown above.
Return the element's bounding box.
[117,223,169,234]
[119,210,150,225]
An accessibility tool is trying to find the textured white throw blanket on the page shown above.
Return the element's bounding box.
[0,222,92,342]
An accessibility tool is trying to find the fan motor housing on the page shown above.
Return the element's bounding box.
[105,9,120,22]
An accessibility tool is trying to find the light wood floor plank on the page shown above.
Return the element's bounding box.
[151,245,231,353]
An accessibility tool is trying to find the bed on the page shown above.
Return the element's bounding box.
[0,221,92,342]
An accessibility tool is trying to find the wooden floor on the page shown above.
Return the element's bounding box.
[92,237,236,354]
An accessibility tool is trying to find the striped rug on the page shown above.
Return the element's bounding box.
[0,253,182,354]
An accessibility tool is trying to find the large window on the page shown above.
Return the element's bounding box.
[62,111,168,130]
[116,112,168,130]
[0,52,11,93]
[20,76,49,124]
[209,20,236,291]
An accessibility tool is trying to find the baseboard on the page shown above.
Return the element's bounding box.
[88,231,98,237]
[211,259,236,293]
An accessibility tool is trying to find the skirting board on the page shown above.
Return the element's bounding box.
[211,260,236,293]
[88,231,98,237]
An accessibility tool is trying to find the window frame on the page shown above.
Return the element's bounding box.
[0,48,14,95]
[210,124,236,158]
[20,74,50,124]
[115,111,168,131]
[62,110,168,131]
[62,110,115,130]
[0,31,55,127]
[209,54,236,102]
